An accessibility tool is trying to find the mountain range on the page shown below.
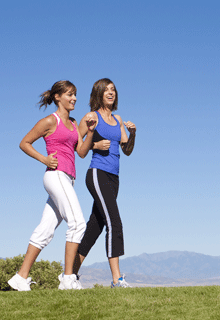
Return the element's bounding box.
[3,251,220,288]
[83,251,220,283]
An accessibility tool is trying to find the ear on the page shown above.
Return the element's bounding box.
[54,93,60,102]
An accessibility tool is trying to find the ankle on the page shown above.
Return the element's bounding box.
[17,272,27,280]
[113,277,119,284]
[63,274,73,279]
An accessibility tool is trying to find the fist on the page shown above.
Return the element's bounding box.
[124,121,136,135]
[46,151,58,169]
[94,140,111,150]
[85,115,97,131]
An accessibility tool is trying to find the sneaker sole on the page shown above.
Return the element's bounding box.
[58,285,65,290]
[8,278,31,291]
[8,278,19,290]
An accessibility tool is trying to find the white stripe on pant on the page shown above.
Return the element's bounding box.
[29,170,86,250]
[93,168,113,257]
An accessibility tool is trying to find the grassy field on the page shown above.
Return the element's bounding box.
[1,285,220,319]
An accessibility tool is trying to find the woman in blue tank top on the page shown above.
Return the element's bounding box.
[73,78,136,288]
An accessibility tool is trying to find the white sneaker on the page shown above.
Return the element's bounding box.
[8,274,34,291]
[111,274,132,288]
[75,274,83,290]
[58,273,83,290]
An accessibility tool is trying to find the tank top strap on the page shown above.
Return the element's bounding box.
[69,118,75,127]
[112,114,120,125]
[95,110,101,118]
[52,112,60,125]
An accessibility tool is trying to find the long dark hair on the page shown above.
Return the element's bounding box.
[38,80,77,109]
[89,78,118,111]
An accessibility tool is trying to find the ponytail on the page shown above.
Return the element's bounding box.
[38,90,53,109]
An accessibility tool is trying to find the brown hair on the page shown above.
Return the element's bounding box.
[89,78,118,111]
[38,80,77,109]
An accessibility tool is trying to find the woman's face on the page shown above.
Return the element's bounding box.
[102,83,116,107]
[55,87,77,111]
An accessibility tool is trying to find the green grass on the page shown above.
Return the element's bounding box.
[1,286,220,319]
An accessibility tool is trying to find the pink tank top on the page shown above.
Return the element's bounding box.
[44,113,78,178]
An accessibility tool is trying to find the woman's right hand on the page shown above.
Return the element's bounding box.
[45,151,58,169]
[94,140,111,150]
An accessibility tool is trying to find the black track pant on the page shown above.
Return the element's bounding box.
[78,168,124,258]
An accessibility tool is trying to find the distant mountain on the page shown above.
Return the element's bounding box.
[79,266,198,288]
[79,265,220,288]
[2,252,220,287]
[87,251,220,280]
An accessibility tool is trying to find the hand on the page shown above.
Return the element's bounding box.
[45,151,58,169]
[94,140,111,150]
[85,115,97,132]
[124,121,136,135]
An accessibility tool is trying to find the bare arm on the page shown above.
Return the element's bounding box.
[19,115,58,169]
[115,115,136,156]
[75,113,97,158]
[78,112,98,138]
[79,112,111,151]
[93,139,111,150]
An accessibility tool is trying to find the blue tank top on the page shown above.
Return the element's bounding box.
[90,111,121,175]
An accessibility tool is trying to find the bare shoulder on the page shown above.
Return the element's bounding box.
[36,114,56,128]
[80,111,98,125]
[44,114,57,125]
[36,114,58,138]
[84,111,98,120]
[114,114,123,124]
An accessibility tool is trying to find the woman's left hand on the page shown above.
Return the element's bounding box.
[85,115,97,132]
[124,121,136,135]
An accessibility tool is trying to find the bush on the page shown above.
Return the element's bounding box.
[93,283,104,289]
[0,255,63,291]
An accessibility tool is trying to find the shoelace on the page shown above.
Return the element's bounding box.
[76,274,81,281]
[119,274,131,288]
[75,274,83,289]
[27,277,36,285]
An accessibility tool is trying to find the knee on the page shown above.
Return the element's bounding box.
[29,231,54,250]
[108,221,123,234]
[79,220,86,236]
[66,220,86,243]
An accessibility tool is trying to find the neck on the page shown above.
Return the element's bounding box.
[99,106,112,117]
[56,108,70,120]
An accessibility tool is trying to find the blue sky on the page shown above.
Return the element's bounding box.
[1,0,220,266]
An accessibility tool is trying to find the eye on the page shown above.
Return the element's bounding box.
[67,91,76,96]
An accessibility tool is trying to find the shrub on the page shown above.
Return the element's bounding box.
[0,255,63,291]
[93,283,104,289]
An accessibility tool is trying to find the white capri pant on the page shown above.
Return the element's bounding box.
[29,170,86,250]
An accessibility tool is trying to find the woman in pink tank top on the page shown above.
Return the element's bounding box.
[8,80,96,291]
